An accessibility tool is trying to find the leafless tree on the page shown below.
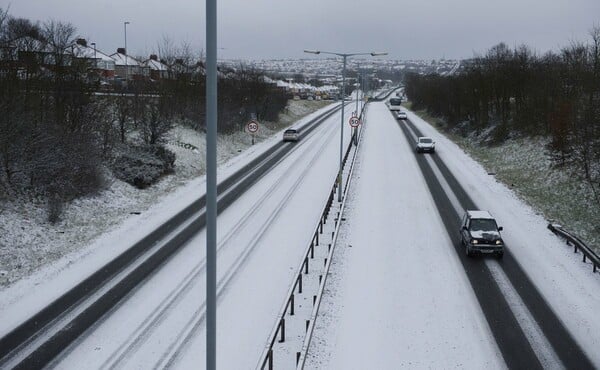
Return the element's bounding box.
[139,99,172,145]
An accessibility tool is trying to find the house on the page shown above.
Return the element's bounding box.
[142,54,169,80]
[0,36,72,79]
[110,48,148,81]
[70,39,116,79]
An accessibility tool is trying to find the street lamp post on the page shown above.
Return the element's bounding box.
[205,0,217,369]
[355,71,360,115]
[304,50,387,202]
[124,21,130,84]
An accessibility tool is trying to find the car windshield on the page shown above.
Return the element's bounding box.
[419,138,432,143]
[285,129,297,134]
[469,219,497,232]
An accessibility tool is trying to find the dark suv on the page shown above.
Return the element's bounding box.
[460,210,504,258]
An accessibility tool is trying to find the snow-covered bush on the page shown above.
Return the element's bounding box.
[111,145,175,189]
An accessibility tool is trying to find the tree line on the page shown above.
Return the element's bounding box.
[404,29,600,206]
[0,8,289,221]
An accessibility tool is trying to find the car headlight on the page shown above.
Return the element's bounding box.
[496,240,502,245]
[471,239,478,244]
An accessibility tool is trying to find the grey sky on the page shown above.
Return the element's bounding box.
[2,0,599,60]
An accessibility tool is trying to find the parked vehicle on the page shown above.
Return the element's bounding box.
[460,210,504,258]
[415,137,435,153]
[283,128,300,142]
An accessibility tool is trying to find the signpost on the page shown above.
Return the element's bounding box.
[349,116,360,146]
[247,119,259,145]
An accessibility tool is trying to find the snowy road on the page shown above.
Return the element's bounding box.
[306,102,504,369]
[305,102,599,369]
[49,103,358,369]
[2,98,599,370]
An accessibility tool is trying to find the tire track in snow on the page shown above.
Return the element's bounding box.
[94,106,343,370]
[398,113,592,369]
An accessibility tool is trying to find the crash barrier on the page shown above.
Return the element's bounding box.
[257,104,368,370]
[548,223,599,273]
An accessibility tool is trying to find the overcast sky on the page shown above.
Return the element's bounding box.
[2,0,599,60]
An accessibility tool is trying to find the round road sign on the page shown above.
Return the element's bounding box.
[247,120,259,133]
[349,116,361,127]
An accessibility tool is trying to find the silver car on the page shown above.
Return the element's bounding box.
[415,137,435,153]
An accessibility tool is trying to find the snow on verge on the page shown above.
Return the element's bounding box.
[0,101,335,337]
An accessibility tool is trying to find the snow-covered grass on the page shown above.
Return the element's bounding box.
[0,99,329,288]
[404,102,599,252]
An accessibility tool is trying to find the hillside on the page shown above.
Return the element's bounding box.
[0,100,329,288]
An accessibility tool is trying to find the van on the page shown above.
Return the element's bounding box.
[388,97,402,111]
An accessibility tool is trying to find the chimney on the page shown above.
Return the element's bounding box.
[76,38,87,47]
[117,47,126,55]
[150,54,158,61]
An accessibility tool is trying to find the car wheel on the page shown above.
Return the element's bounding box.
[496,251,504,259]
[465,244,473,257]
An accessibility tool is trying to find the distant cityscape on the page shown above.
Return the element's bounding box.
[221,58,462,80]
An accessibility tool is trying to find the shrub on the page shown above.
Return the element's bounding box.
[111,145,176,189]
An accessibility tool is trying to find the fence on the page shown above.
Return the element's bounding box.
[257,102,368,370]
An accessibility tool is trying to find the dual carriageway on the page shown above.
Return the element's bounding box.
[0,90,599,369]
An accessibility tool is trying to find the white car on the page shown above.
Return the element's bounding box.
[416,137,435,153]
[396,111,408,120]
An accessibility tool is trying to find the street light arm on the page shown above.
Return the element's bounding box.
[304,50,388,58]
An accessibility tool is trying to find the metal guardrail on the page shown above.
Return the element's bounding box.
[257,103,368,370]
[548,223,599,273]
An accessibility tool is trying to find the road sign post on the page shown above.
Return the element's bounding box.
[247,120,259,145]
[349,116,360,146]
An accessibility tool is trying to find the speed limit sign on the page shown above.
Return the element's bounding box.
[247,120,259,133]
[349,116,360,127]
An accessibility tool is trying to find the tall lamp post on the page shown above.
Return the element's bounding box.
[205,0,217,369]
[304,50,387,202]
[355,72,360,115]
[124,21,130,84]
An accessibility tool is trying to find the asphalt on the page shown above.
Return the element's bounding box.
[394,113,594,369]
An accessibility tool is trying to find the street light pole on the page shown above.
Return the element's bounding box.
[124,21,130,84]
[304,50,387,202]
[339,55,346,201]
[355,70,360,115]
[205,0,217,369]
